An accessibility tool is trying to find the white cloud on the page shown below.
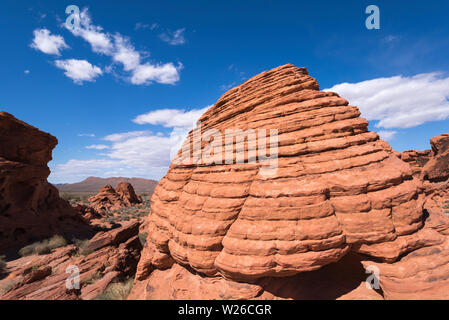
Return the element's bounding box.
[159,28,186,46]
[378,130,397,141]
[85,144,109,150]
[103,130,152,142]
[24,70,30,74]
[325,73,449,129]
[78,133,95,137]
[55,59,102,84]
[112,34,141,71]
[64,8,180,85]
[133,107,208,128]
[30,28,69,55]
[69,8,113,54]
[130,62,182,85]
[50,106,210,183]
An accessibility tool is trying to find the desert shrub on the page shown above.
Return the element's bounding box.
[138,232,148,246]
[95,278,133,300]
[0,277,22,295]
[61,193,81,201]
[0,255,6,273]
[18,235,68,257]
[71,238,92,256]
[81,271,103,286]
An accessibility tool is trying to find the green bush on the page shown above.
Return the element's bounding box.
[95,278,133,300]
[18,235,68,257]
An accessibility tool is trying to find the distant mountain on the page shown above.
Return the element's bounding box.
[54,176,158,194]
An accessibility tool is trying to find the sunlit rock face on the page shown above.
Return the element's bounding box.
[0,112,88,252]
[131,65,449,300]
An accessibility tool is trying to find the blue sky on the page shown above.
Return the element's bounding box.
[1,0,449,183]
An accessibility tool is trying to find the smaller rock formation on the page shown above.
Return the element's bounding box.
[72,204,102,221]
[422,134,449,183]
[0,222,142,300]
[88,183,141,212]
[400,133,449,183]
[116,182,143,206]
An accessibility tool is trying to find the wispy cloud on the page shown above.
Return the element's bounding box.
[55,59,102,84]
[133,107,208,128]
[51,106,209,183]
[30,28,69,55]
[325,72,449,129]
[103,130,152,142]
[78,133,95,137]
[159,28,186,46]
[85,144,109,150]
[64,8,181,85]
[378,130,397,141]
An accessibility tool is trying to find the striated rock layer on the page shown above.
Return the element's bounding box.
[88,183,142,213]
[1,222,142,300]
[130,64,442,300]
[0,112,89,252]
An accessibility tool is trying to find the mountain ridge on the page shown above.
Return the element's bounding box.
[54,176,158,194]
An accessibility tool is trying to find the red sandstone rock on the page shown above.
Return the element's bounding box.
[131,64,449,300]
[140,64,425,281]
[0,112,90,252]
[88,183,141,212]
[423,134,449,182]
[72,204,102,221]
[0,222,142,300]
[116,182,142,206]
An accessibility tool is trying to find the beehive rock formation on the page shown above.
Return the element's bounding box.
[0,112,89,252]
[132,64,438,294]
[116,182,142,206]
[88,182,141,212]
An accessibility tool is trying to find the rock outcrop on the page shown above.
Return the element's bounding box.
[422,134,449,183]
[400,134,449,183]
[116,182,142,206]
[88,183,141,212]
[0,222,141,300]
[129,64,449,299]
[0,112,89,252]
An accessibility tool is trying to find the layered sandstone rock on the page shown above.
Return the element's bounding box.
[0,112,89,252]
[116,182,142,206]
[131,64,447,299]
[0,222,141,300]
[423,134,449,183]
[88,183,141,212]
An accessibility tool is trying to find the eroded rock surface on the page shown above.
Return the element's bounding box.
[142,64,425,280]
[0,222,141,300]
[130,64,449,299]
[88,183,141,212]
[0,112,90,252]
